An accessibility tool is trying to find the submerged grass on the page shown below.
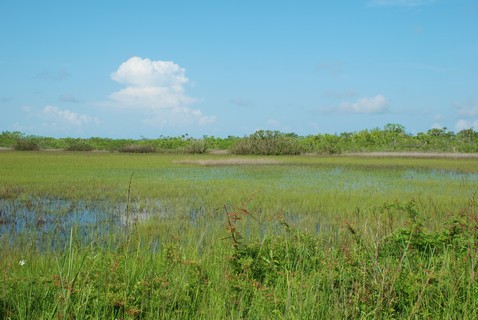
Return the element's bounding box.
[0,151,477,318]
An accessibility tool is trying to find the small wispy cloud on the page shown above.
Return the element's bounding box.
[108,56,216,127]
[453,99,478,116]
[40,105,100,127]
[339,95,389,114]
[368,0,435,7]
[453,99,478,132]
[142,107,216,128]
[264,119,292,132]
[455,119,478,131]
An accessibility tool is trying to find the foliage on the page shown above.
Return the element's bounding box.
[231,130,304,155]
[118,144,157,153]
[64,139,95,151]
[217,196,477,318]
[0,131,25,147]
[13,138,40,151]
[380,198,478,259]
[184,139,208,154]
[1,124,477,154]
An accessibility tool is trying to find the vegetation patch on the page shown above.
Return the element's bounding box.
[118,144,157,153]
[184,139,208,154]
[231,130,304,155]
[13,138,40,151]
[65,141,95,151]
[0,152,477,318]
[174,158,283,166]
[1,124,477,154]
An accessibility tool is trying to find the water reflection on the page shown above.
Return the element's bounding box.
[0,198,163,250]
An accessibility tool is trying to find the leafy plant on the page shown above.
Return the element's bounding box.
[13,138,40,151]
[231,130,304,155]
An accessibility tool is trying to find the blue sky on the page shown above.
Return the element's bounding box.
[1,0,477,138]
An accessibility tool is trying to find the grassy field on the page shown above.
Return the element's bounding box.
[1,151,477,319]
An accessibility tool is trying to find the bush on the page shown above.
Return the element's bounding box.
[65,141,95,151]
[118,144,157,153]
[184,139,208,154]
[0,131,25,148]
[231,130,304,155]
[13,139,40,151]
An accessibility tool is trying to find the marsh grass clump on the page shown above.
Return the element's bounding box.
[225,204,322,284]
[184,139,208,154]
[380,199,478,259]
[222,202,323,317]
[118,144,157,153]
[13,138,40,151]
[231,130,304,155]
[335,199,478,318]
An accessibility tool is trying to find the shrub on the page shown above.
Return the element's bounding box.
[231,130,304,155]
[13,139,40,151]
[184,139,208,154]
[118,144,157,153]
[65,141,95,151]
[0,131,25,148]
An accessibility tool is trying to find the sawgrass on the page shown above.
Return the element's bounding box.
[0,151,477,318]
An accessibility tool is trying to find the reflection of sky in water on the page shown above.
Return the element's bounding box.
[2,165,476,249]
[0,198,166,250]
[0,199,120,249]
[148,165,478,196]
[403,169,478,182]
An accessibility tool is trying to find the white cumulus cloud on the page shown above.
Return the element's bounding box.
[109,56,215,126]
[41,106,100,127]
[111,57,188,88]
[339,95,389,114]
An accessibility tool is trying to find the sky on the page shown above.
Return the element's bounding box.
[1,0,477,138]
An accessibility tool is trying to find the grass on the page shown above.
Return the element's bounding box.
[0,151,477,318]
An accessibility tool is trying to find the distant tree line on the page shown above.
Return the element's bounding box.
[1,124,477,154]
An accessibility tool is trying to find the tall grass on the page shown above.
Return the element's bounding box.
[0,152,477,318]
[1,197,476,318]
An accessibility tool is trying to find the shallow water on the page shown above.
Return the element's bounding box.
[0,198,167,250]
[1,165,477,250]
